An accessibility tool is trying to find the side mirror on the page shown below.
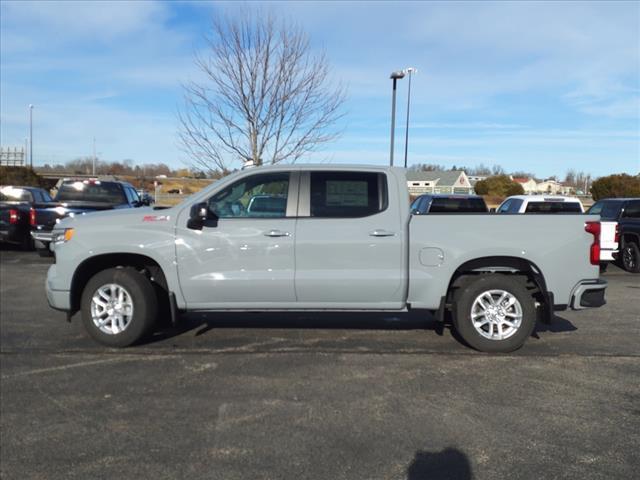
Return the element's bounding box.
[140,197,151,206]
[187,202,215,230]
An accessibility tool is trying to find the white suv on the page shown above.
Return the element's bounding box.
[497,195,584,214]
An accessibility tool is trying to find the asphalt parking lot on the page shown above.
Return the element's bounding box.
[1,246,639,480]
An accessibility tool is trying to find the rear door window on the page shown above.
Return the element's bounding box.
[309,172,387,218]
[623,201,640,218]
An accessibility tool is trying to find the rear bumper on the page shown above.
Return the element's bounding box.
[600,249,617,262]
[31,230,54,243]
[570,279,607,310]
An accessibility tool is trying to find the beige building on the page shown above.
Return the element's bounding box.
[512,177,538,194]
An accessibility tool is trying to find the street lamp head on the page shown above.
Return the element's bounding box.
[403,67,418,75]
[29,104,33,109]
[390,70,405,80]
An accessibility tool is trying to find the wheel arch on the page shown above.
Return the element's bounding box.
[70,253,169,315]
[444,255,554,322]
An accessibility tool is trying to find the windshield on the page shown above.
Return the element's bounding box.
[56,181,126,204]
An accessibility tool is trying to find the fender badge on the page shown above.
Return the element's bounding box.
[143,215,169,222]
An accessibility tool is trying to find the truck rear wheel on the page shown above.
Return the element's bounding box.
[81,267,157,347]
[452,275,536,353]
[621,242,640,273]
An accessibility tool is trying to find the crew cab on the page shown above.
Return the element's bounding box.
[31,179,148,255]
[0,185,55,250]
[497,195,584,214]
[410,194,488,214]
[587,198,640,273]
[45,165,606,352]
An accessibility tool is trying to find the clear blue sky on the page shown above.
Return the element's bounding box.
[1,0,638,178]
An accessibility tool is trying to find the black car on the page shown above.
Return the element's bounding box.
[587,198,640,273]
[31,179,150,256]
[0,185,55,250]
[410,194,488,214]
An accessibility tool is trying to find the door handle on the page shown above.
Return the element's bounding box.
[369,229,396,237]
[263,230,290,237]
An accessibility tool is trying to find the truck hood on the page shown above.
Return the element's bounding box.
[57,205,179,229]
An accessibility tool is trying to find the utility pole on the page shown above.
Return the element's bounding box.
[29,104,33,168]
[92,137,96,175]
[403,68,417,168]
[389,70,406,166]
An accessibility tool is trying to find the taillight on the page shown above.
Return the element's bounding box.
[9,209,19,224]
[614,224,620,244]
[29,208,37,226]
[585,221,601,266]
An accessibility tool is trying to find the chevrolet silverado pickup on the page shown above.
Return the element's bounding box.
[45,165,607,352]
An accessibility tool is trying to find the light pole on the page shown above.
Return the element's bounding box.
[93,137,96,175]
[389,70,405,166]
[29,104,34,168]
[402,67,417,168]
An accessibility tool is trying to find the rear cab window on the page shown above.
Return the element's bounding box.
[56,181,127,204]
[587,200,623,220]
[428,197,487,213]
[309,171,387,218]
[524,201,582,213]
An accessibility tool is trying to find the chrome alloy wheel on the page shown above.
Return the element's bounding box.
[90,283,134,335]
[623,245,636,270]
[470,289,523,341]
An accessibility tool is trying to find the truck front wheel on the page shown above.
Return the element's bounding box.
[452,275,536,353]
[81,267,157,347]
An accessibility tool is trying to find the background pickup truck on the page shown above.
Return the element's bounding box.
[31,179,149,256]
[0,185,55,250]
[45,165,606,352]
[587,198,640,273]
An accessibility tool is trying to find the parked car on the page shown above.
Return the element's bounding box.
[587,198,640,273]
[31,179,149,256]
[0,185,55,250]
[45,165,606,353]
[496,195,584,214]
[411,194,488,214]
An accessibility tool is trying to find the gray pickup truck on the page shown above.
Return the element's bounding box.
[45,165,606,352]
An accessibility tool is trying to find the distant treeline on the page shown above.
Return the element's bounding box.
[35,157,222,179]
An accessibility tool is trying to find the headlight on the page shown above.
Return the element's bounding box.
[53,228,75,243]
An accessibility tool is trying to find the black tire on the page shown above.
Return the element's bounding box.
[20,233,34,251]
[621,242,640,273]
[452,274,536,353]
[37,246,53,257]
[81,267,158,347]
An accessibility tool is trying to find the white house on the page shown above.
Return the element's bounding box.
[406,170,474,195]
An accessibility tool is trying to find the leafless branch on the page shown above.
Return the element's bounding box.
[179,11,346,172]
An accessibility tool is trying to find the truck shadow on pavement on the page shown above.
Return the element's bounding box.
[406,448,472,480]
[144,310,577,347]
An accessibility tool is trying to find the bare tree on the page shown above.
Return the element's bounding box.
[179,11,346,172]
